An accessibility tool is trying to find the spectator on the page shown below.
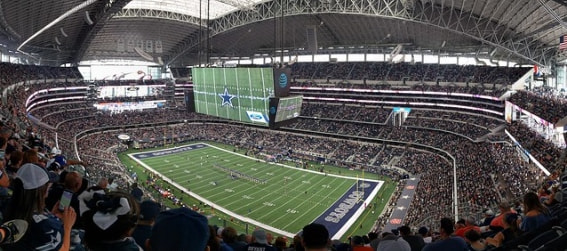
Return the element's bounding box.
[3,163,76,251]
[367,232,380,250]
[422,218,468,251]
[274,236,288,251]
[398,225,424,251]
[147,207,209,251]
[45,171,83,222]
[463,229,487,251]
[222,226,247,251]
[81,191,141,250]
[486,201,515,234]
[455,216,480,238]
[5,150,23,180]
[130,182,143,202]
[376,232,411,251]
[417,227,432,244]
[108,177,118,191]
[207,225,233,251]
[245,229,277,251]
[479,209,494,227]
[132,200,161,248]
[286,235,304,251]
[301,223,329,251]
[350,236,372,251]
[485,213,522,248]
[519,192,551,232]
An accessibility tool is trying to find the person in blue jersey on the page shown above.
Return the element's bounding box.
[3,163,77,251]
[422,217,468,251]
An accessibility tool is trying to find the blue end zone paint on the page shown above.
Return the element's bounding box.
[312,180,378,238]
[131,143,208,160]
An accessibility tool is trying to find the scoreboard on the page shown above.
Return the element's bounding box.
[191,67,301,128]
[271,96,303,123]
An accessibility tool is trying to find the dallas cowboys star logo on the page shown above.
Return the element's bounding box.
[218,87,235,107]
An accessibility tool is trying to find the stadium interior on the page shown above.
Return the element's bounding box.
[0,0,567,250]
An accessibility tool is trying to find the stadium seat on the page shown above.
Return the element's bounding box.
[518,227,566,251]
[561,219,567,230]
[534,232,567,251]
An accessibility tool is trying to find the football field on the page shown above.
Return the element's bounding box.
[129,143,383,238]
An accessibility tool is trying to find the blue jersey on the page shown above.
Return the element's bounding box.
[5,211,64,251]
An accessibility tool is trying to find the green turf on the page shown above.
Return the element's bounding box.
[120,141,397,241]
[130,142,381,237]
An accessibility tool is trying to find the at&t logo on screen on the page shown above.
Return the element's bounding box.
[270,106,277,114]
[279,73,288,88]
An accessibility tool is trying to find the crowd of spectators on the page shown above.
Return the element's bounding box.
[0,61,565,250]
[0,62,80,88]
[290,62,530,86]
[506,122,567,171]
[292,80,509,97]
[508,89,567,124]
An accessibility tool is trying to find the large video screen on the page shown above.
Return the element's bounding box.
[93,100,166,112]
[192,68,274,125]
[274,96,303,122]
[97,85,165,98]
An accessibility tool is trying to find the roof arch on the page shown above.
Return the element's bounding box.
[1,0,565,66]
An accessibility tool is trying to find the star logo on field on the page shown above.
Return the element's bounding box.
[218,87,235,107]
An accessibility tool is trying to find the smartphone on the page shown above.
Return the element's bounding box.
[59,190,74,211]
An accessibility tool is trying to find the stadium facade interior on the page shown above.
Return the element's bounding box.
[1,0,567,250]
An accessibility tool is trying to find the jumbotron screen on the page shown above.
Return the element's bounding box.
[192,67,275,125]
[97,85,164,98]
[274,96,303,122]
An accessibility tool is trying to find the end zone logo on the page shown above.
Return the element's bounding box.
[360,182,371,188]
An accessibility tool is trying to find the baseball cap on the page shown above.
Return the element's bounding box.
[139,200,161,221]
[150,207,209,251]
[252,229,268,244]
[17,163,58,190]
